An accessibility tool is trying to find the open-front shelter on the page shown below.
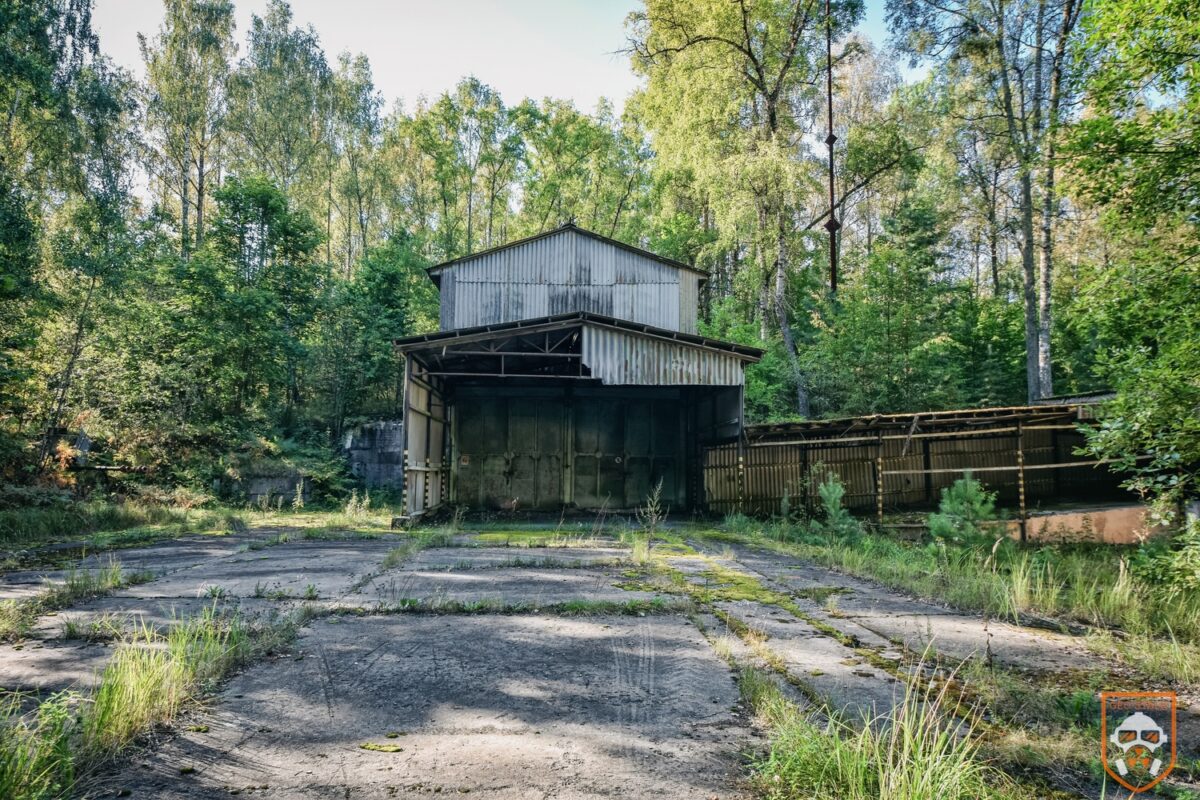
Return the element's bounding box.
[394,225,762,517]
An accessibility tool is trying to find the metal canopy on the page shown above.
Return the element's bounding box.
[394,312,762,385]
[745,404,1093,443]
[396,311,762,357]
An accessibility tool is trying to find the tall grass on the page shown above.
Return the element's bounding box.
[0,503,188,547]
[743,666,1017,800]
[749,527,1200,646]
[0,692,76,798]
[0,560,153,642]
[0,605,293,799]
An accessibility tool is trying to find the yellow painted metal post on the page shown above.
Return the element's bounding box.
[875,456,884,528]
[1016,421,1027,543]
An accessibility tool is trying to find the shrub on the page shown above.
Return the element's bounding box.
[928,475,998,543]
[1132,519,1200,602]
[811,474,864,540]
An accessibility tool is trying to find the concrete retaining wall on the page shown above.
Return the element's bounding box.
[343,421,405,489]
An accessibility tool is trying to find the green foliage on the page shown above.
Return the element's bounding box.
[0,0,1190,521]
[1132,521,1200,602]
[744,666,1015,800]
[927,475,998,543]
[0,604,293,799]
[810,474,864,540]
[1073,232,1199,510]
[1064,0,1200,510]
[0,501,186,546]
[803,194,1018,416]
[700,297,797,421]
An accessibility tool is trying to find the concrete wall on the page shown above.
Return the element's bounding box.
[244,475,310,507]
[343,421,406,489]
[1006,504,1167,544]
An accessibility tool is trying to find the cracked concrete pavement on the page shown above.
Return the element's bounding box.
[1,526,1195,798]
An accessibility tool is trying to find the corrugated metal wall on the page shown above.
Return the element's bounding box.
[401,358,447,516]
[437,228,699,333]
[703,426,1123,515]
[582,325,746,386]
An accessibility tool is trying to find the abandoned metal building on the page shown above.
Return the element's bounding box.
[393,224,763,516]
[387,224,1128,524]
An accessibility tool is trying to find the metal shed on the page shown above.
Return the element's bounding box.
[395,227,762,518]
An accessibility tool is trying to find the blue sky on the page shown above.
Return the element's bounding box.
[94,0,894,113]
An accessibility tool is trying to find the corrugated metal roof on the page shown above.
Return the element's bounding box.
[581,325,746,386]
[395,311,763,360]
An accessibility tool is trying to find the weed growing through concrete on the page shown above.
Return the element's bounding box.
[0,560,154,642]
[707,522,1200,688]
[0,603,300,799]
[375,596,691,617]
[741,665,1018,800]
[60,613,126,643]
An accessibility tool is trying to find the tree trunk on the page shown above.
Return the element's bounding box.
[39,274,99,469]
[989,166,1001,296]
[772,213,810,417]
[994,15,1043,402]
[195,146,206,249]
[1037,0,1078,401]
[1020,169,1040,402]
[180,144,190,259]
[1031,0,1051,399]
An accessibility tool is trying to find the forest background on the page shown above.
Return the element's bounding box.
[2,0,1195,511]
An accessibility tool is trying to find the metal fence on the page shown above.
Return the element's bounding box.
[702,404,1130,537]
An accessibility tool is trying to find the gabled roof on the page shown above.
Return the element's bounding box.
[424,223,710,286]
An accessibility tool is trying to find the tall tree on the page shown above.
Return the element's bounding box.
[889,0,1081,401]
[1066,0,1200,510]
[0,0,135,470]
[329,52,383,274]
[628,0,865,416]
[139,0,235,256]
[226,0,332,196]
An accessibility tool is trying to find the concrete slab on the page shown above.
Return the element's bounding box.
[117,540,398,601]
[403,546,631,570]
[727,544,1098,673]
[0,638,114,693]
[0,533,276,600]
[94,614,755,799]
[364,566,658,607]
[715,600,904,721]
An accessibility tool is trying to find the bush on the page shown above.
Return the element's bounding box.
[1132,519,1200,602]
[0,484,73,510]
[928,475,998,543]
[811,474,864,540]
[127,484,213,510]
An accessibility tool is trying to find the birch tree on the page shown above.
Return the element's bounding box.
[888,0,1081,401]
[139,0,235,256]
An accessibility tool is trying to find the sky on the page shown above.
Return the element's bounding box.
[92,0,894,113]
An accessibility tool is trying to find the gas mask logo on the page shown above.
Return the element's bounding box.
[1101,692,1177,793]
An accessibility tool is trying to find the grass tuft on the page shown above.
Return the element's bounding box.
[743,665,1018,800]
[0,603,299,799]
[0,560,154,642]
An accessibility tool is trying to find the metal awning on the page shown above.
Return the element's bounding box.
[394,312,762,386]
